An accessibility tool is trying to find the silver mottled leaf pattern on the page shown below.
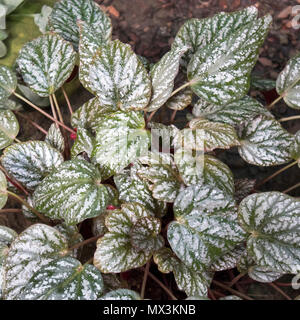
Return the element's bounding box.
[100,289,141,300]
[0,66,17,102]
[71,128,94,158]
[45,123,64,153]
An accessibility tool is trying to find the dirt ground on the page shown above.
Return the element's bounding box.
[1,0,300,300]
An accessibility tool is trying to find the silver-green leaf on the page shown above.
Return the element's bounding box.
[45,123,64,153]
[0,109,19,150]
[0,65,17,102]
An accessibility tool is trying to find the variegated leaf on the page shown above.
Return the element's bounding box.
[21,257,104,300]
[147,46,189,112]
[49,0,112,50]
[0,65,17,102]
[174,150,234,195]
[33,159,109,225]
[100,289,141,300]
[71,128,94,158]
[16,33,76,97]
[276,53,300,109]
[172,7,259,67]
[1,141,64,190]
[175,119,240,152]
[94,203,160,273]
[192,96,273,128]
[3,224,68,300]
[154,247,212,296]
[165,87,193,111]
[251,75,275,91]
[0,171,7,209]
[45,123,64,153]
[71,97,116,132]
[85,40,151,111]
[114,164,167,217]
[238,192,300,274]
[291,130,300,163]
[168,184,245,271]
[238,115,294,166]
[0,99,22,111]
[92,111,150,176]
[0,110,19,150]
[187,14,271,105]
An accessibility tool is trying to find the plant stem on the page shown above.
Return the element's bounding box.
[14,138,21,143]
[146,110,158,125]
[147,271,177,300]
[256,160,298,188]
[268,282,292,300]
[141,261,150,299]
[52,94,64,124]
[13,92,75,134]
[15,111,47,135]
[212,280,253,300]
[68,235,101,252]
[228,273,245,287]
[49,94,59,128]
[267,94,284,110]
[5,190,49,224]
[279,115,300,122]
[62,87,73,115]
[170,81,192,98]
[0,209,22,214]
[170,109,177,124]
[283,181,300,194]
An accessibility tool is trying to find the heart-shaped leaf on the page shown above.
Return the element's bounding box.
[174,150,234,195]
[3,224,68,300]
[114,164,167,217]
[238,115,294,166]
[33,159,109,225]
[0,65,17,102]
[71,97,116,132]
[49,0,112,50]
[154,247,212,296]
[187,14,271,105]
[1,141,64,190]
[0,110,19,150]
[17,33,76,97]
[20,257,104,300]
[92,111,150,175]
[0,171,7,209]
[94,203,161,273]
[165,87,193,111]
[45,123,64,153]
[172,7,259,67]
[147,46,189,112]
[71,128,94,158]
[175,119,240,152]
[168,184,245,271]
[100,289,141,300]
[84,40,151,111]
[276,53,300,109]
[238,192,300,274]
[192,96,273,128]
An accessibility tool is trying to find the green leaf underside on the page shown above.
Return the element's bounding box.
[50,0,112,50]
[0,66,17,102]
[238,192,300,274]
[276,53,300,109]
[1,141,64,190]
[17,33,76,97]
[92,111,150,176]
[71,97,116,132]
[0,109,19,150]
[147,46,189,112]
[45,123,64,153]
[3,224,68,300]
[192,96,273,127]
[33,159,109,225]
[173,7,259,66]
[166,87,193,111]
[174,150,234,195]
[100,289,141,300]
[0,170,7,209]
[238,115,294,166]
[94,203,161,273]
[176,119,239,152]
[114,164,167,217]
[154,247,212,296]
[187,14,272,105]
[71,128,94,158]
[21,257,104,300]
[168,184,245,271]
[85,40,151,111]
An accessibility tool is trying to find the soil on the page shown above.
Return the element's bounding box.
[1,0,300,300]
